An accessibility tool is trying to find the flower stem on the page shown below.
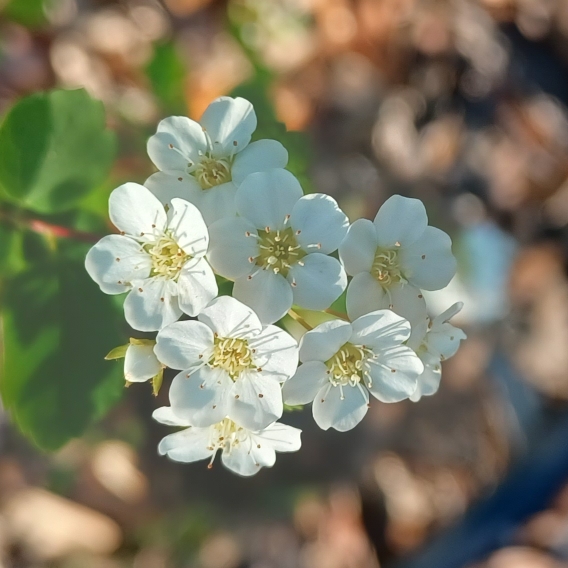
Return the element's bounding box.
[287,309,313,331]
[324,308,349,321]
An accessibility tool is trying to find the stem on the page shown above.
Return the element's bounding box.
[288,309,313,331]
[324,308,349,321]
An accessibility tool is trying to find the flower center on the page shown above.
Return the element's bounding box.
[371,248,404,288]
[256,227,306,277]
[144,233,189,280]
[209,336,255,380]
[325,343,369,387]
[193,156,232,189]
[206,418,247,461]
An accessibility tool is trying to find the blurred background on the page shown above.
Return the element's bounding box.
[2,0,568,567]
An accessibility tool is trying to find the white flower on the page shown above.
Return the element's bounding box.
[154,296,299,430]
[145,96,288,225]
[407,302,466,402]
[207,169,349,324]
[152,406,301,477]
[124,339,164,383]
[282,310,424,432]
[85,183,218,331]
[339,195,456,321]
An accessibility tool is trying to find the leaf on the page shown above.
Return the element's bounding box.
[105,344,129,360]
[3,0,46,27]
[0,89,116,214]
[0,224,26,276]
[0,255,125,450]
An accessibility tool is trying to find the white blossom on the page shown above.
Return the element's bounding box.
[282,310,424,432]
[207,168,349,324]
[85,183,217,331]
[124,339,163,383]
[153,406,301,476]
[145,96,288,225]
[154,296,299,430]
[406,302,466,401]
[339,195,456,321]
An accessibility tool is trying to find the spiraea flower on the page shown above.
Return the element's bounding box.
[145,96,288,225]
[282,310,424,431]
[154,296,298,430]
[407,302,466,401]
[207,168,349,324]
[153,406,301,476]
[85,183,217,331]
[339,195,456,321]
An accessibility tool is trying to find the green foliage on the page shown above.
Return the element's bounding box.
[3,0,46,27]
[0,89,116,214]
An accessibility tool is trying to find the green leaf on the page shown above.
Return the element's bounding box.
[0,256,124,450]
[0,89,116,214]
[3,0,46,27]
[0,224,26,276]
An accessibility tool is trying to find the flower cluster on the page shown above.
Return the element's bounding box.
[86,96,466,476]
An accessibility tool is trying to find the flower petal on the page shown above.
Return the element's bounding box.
[233,270,293,324]
[147,116,207,171]
[399,226,456,290]
[338,218,377,276]
[426,322,466,360]
[288,254,347,311]
[176,258,218,317]
[145,171,202,207]
[410,357,442,402]
[167,198,209,257]
[282,361,329,405]
[232,139,289,185]
[152,406,191,427]
[229,371,283,430]
[124,343,162,383]
[299,319,353,363]
[350,309,411,351]
[154,320,214,370]
[194,181,238,225]
[221,437,275,476]
[158,428,214,463]
[109,183,167,237]
[345,272,387,321]
[366,346,423,402]
[373,195,428,248]
[312,384,369,432]
[198,295,262,338]
[207,217,259,279]
[257,423,302,452]
[250,325,298,382]
[85,235,150,294]
[124,278,181,331]
[235,169,303,231]
[169,367,231,427]
[200,96,256,157]
[290,194,349,254]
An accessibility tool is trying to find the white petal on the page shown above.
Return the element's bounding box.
[109,183,167,238]
[147,116,207,172]
[169,367,231,427]
[399,226,456,290]
[233,270,293,325]
[231,139,289,185]
[366,346,423,402]
[299,319,353,363]
[338,218,377,276]
[167,198,209,257]
[410,358,442,402]
[124,343,162,383]
[373,195,428,248]
[250,325,298,382]
[432,302,464,326]
[235,169,303,231]
[200,96,256,158]
[229,371,283,430]
[282,361,329,405]
[387,284,429,325]
[350,309,411,351]
[207,217,259,279]
[85,235,150,294]
[312,384,369,432]
[345,272,387,321]
[155,320,214,370]
[124,278,181,331]
[198,295,262,338]
[152,406,191,427]
[221,437,275,476]
[288,254,347,311]
[158,428,214,463]
[145,171,203,207]
[257,422,302,452]
[290,194,349,254]
[426,322,466,360]
[194,181,238,225]
[176,258,218,317]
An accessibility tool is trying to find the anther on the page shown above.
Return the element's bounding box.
[178,177,182,182]
[258,393,264,398]
[233,140,238,146]
[138,288,143,292]
[235,395,240,399]
[421,254,426,259]
[168,143,174,149]
[115,257,120,262]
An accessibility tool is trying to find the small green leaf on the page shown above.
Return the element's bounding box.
[0,89,116,214]
[105,344,129,360]
[152,368,164,397]
[0,224,26,276]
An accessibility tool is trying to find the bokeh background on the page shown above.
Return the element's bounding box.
[2,0,568,567]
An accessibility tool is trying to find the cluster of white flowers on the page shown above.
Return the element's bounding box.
[86,96,466,476]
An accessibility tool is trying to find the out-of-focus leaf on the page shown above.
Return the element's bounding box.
[0,224,26,276]
[3,0,46,27]
[0,89,116,214]
[146,42,187,115]
[0,250,124,450]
